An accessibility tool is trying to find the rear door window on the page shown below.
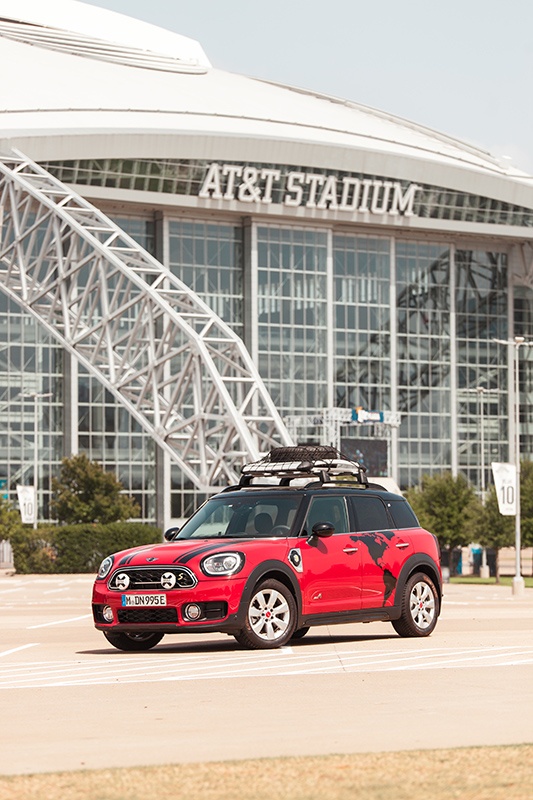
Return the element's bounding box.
[351,495,391,531]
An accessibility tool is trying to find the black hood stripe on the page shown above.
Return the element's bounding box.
[118,553,136,566]
[174,540,252,564]
[117,546,156,567]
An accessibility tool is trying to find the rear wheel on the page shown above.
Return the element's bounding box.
[392,572,439,637]
[103,630,164,651]
[234,579,297,650]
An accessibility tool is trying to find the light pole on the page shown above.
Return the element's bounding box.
[494,336,532,595]
[512,338,526,596]
[477,385,490,578]
[21,391,52,529]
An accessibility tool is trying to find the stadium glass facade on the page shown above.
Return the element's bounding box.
[2,149,533,525]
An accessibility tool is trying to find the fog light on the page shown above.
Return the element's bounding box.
[184,603,202,621]
[102,605,114,622]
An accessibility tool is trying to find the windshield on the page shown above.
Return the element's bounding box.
[176,494,303,539]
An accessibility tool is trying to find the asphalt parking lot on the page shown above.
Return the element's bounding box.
[0,574,532,775]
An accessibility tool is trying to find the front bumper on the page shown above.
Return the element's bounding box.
[92,577,246,635]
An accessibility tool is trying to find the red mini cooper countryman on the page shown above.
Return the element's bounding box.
[92,446,442,651]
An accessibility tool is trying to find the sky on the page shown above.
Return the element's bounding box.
[84,0,533,173]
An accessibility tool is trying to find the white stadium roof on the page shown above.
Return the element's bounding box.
[0,0,532,207]
[0,0,211,69]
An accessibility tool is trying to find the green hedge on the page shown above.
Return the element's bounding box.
[8,523,162,574]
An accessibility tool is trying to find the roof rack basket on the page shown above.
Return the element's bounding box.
[240,445,368,487]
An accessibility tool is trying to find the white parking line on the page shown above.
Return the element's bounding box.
[0,643,39,658]
[1,644,532,688]
[27,614,92,630]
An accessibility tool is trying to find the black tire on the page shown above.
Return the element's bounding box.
[291,626,310,640]
[234,578,297,650]
[103,630,164,651]
[392,572,439,638]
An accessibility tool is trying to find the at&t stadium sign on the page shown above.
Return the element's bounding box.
[199,162,420,217]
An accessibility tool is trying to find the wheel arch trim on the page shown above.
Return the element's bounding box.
[394,554,443,613]
[235,560,303,628]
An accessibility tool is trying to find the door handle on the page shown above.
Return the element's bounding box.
[396,542,410,549]
[343,546,358,554]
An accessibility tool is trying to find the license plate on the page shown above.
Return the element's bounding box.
[121,594,167,607]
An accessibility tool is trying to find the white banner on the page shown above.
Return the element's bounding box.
[491,462,517,516]
[16,485,36,524]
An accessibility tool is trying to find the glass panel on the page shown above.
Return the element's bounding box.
[515,286,533,461]
[396,241,452,486]
[303,496,349,534]
[352,496,390,531]
[177,494,302,539]
[168,220,243,336]
[257,226,328,414]
[333,234,390,410]
[0,302,64,520]
[455,251,509,491]
[387,499,419,528]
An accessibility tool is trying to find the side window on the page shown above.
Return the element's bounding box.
[352,496,391,532]
[303,496,349,535]
[387,499,419,529]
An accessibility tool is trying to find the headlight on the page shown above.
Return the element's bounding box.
[97,555,114,579]
[201,552,244,576]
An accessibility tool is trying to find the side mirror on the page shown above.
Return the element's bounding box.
[164,526,180,541]
[311,521,335,538]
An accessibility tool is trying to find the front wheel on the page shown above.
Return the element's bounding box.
[103,630,164,651]
[392,572,439,637]
[291,626,310,640]
[234,579,297,650]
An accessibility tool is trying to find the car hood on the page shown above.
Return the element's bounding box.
[109,537,286,569]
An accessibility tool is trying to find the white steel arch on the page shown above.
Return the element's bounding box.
[0,151,293,492]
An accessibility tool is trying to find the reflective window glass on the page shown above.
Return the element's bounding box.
[303,496,349,535]
[352,496,390,531]
[257,226,328,414]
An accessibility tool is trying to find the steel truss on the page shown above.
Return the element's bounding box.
[285,408,401,452]
[0,151,292,492]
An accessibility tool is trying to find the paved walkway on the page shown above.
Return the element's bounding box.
[0,576,532,774]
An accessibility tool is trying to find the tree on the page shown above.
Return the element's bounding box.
[518,460,533,550]
[51,454,140,524]
[405,472,481,576]
[0,494,24,539]
[469,486,514,582]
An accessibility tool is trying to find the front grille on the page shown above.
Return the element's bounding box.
[108,566,197,591]
[117,607,178,624]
